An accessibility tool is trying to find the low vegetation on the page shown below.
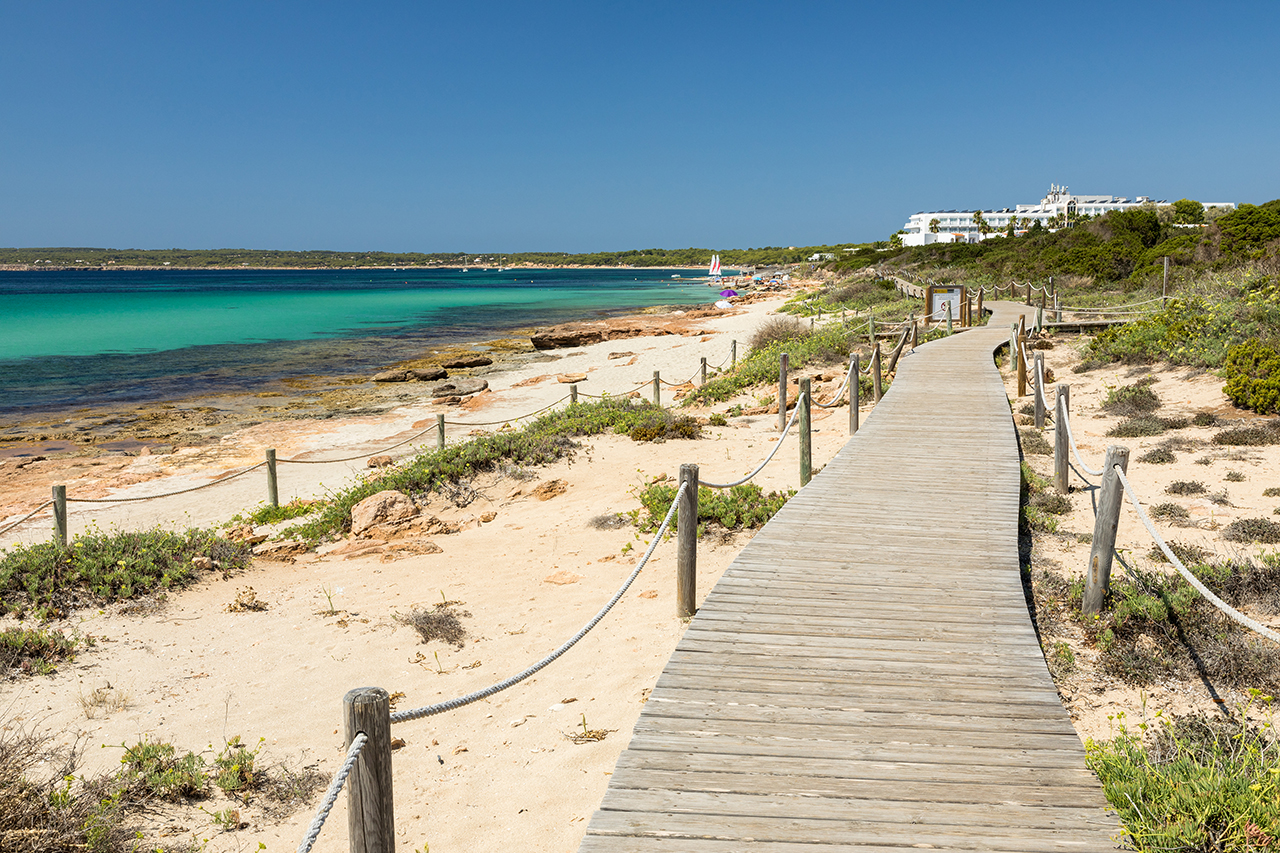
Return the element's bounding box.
[1087,699,1280,852]
[0,528,252,620]
[283,397,699,545]
[0,626,84,678]
[631,481,795,535]
[0,727,323,852]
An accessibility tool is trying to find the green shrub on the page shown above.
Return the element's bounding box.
[632,481,794,534]
[231,498,320,527]
[1192,411,1218,427]
[1087,704,1280,852]
[1030,492,1072,515]
[1218,333,1280,412]
[1139,447,1176,464]
[1166,481,1207,495]
[1213,422,1280,446]
[120,739,207,801]
[0,627,83,677]
[1222,518,1280,544]
[1019,428,1052,455]
[1151,503,1190,522]
[1264,487,1280,497]
[1102,378,1161,416]
[283,397,694,544]
[0,528,252,619]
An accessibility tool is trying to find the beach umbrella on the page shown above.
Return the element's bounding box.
[719,289,738,297]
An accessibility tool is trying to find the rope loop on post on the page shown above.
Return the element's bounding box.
[815,359,856,409]
[700,392,807,489]
[388,480,686,726]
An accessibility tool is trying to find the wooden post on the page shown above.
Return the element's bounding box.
[569,384,578,403]
[1025,282,1031,305]
[910,314,918,348]
[344,687,395,853]
[700,357,707,386]
[1009,323,1019,371]
[1016,334,1027,397]
[676,464,698,618]
[1039,288,1047,310]
[976,288,984,321]
[266,448,279,508]
[1036,305,1044,333]
[1162,256,1169,308]
[816,306,822,323]
[652,371,661,406]
[871,343,883,403]
[436,414,445,449]
[1083,446,1131,615]
[868,314,875,344]
[1054,385,1070,494]
[799,378,812,486]
[1054,293,1062,322]
[849,354,860,435]
[52,485,67,549]
[777,353,789,432]
[945,300,953,334]
[731,340,736,369]
[1033,353,1045,429]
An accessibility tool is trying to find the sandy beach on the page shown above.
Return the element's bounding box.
[4,276,1278,852]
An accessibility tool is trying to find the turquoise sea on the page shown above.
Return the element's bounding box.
[0,268,720,413]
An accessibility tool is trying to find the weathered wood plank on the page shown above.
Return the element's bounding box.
[580,304,1119,852]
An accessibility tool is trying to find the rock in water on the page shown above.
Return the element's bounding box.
[372,369,412,382]
[441,355,493,368]
[408,366,448,381]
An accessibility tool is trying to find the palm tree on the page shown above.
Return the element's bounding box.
[928,218,941,233]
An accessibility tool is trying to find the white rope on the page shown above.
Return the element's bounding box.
[390,480,686,725]
[1115,466,1280,645]
[0,500,55,537]
[1057,296,1164,312]
[815,359,856,409]
[1060,403,1106,477]
[67,462,268,502]
[701,393,806,489]
[296,732,368,853]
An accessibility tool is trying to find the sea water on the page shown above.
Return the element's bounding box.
[0,268,718,413]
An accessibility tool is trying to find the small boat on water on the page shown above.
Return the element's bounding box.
[708,254,722,279]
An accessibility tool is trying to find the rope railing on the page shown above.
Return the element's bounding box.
[815,359,856,409]
[66,462,268,503]
[699,392,806,489]
[1059,399,1107,477]
[0,500,54,537]
[388,480,686,725]
[1115,466,1280,645]
[296,732,368,853]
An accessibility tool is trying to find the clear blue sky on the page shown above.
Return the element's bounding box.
[3,1,1277,252]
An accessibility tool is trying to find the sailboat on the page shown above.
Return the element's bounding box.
[708,254,722,278]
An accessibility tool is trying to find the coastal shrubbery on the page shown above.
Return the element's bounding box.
[283,397,701,544]
[1223,339,1280,415]
[0,527,252,620]
[631,481,795,535]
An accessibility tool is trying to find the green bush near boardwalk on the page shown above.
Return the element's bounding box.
[283,397,701,545]
[1087,699,1280,852]
[631,481,795,535]
[0,528,252,620]
[1223,339,1280,415]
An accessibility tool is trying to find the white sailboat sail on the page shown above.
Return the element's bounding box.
[709,254,721,277]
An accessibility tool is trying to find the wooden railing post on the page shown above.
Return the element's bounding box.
[777,353,789,432]
[731,340,737,369]
[868,314,875,344]
[344,687,394,853]
[871,343,883,403]
[1016,334,1027,397]
[265,448,279,508]
[700,357,707,386]
[1009,323,1019,372]
[976,288,984,321]
[569,384,578,403]
[1054,385,1070,494]
[52,485,67,549]
[945,300,953,334]
[436,414,445,449]
[677,464,698,618]
[849,354,860,435]
[652,371,661,407]
[1025,282,1032,305]
[1083,446,1131,616]
[799,378,812,486]
[1033,353,1045,429]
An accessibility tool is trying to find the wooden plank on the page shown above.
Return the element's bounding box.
[580,310,1118,852]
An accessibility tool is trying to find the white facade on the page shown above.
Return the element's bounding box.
[898,185,1234,247]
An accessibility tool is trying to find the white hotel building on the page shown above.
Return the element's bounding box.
[900,185,1201,246]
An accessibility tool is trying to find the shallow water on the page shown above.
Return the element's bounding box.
[0,267,717,412]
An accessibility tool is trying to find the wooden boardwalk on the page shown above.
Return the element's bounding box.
[580,304,1120,852]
